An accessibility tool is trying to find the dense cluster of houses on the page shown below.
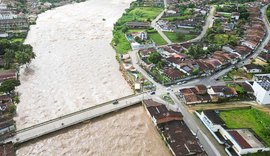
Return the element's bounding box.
[120,53,155,91]
[139,43,241,84]
[0,70,17,155]
[156,0,209,32]
[179,82,254,105]
[259,40,270,63]
[143,99,205,156]
[0,2,28,37]
[137,3,269,85]
[0,70,17,137]
[197,110,270,156]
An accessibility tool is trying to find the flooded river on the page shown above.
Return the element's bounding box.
[17,105,171,156]
[15,0,170,155]
[16,0,134,128]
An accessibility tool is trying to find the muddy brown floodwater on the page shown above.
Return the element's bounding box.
[17,105,171,156]
[14,0,171,155]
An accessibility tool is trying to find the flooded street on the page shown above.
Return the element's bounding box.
[14,0,170,155]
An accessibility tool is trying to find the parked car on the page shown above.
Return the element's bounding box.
[113,100,119,105]
[166,87,172,91]
[150,91,155,95]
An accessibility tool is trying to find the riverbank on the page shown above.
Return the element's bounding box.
[15,0,134,129]
[6,0,172,155]
[17,105,171,156]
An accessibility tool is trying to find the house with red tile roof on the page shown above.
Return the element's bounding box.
[0,70,16,83]
[258,53,270,63]
[207,85,238,98]
[233,45,253,59]
[163,68,185,80]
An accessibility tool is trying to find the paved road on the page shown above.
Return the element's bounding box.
[182,6,215,43]
[4,94,144,144]
[130,51,224,156]
[128,4,270,156]
[169,93,226,156]
[129,50,165,91]
[151,0,172,44]
[173,4,270,91]
[151,10,172,44]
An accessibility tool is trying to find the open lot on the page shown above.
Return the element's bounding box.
[112,5,163,53]
[220,108,270,146]
[163,32,196,43]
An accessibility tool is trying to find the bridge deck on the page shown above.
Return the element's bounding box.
[5,94,144,144]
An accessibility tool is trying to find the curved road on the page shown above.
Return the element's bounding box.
[129,4,270,156]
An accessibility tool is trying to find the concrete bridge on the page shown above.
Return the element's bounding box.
[4,94,144,144]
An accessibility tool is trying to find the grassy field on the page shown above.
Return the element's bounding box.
[220,108,270,146]
[148,31,167,45]
[206,33,240,46]
[127,28,167,45]
[161,15,191,21]
[164,32,196,43]
[112,6,163,53]
[227,68,253,80]
[129,7,163,21]
[244,151,270,156]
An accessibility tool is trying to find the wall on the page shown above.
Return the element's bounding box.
[253,81,270,105]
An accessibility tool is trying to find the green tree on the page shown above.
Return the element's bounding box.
[8,104,16,115]
[188,44,208,59]
[192,68,199,75]
[0,79,20,94]
[208,44,220,53]
[4,49,15,69]
[15,49,36,66]
[148,52,161,64]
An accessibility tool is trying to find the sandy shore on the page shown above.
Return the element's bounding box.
[15,0,133,129]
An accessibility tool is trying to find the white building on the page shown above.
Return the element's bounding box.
[198,110,270,156]
[252,74,270,105]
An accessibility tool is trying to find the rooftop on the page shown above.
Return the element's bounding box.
[255,75,270,91]
[144,99,183,124]
[228,130,252,149]
[203,110,225,125]
[244,64,263,70]
[159,120,204,156]
[0,142,14,156]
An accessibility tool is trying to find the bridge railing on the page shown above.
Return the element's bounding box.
[16,93,144,134]
[15,99,144,144]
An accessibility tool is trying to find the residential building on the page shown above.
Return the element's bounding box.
[163,68,184,80]
[0,119,15,136]
[258,53,270,63]
[143,99,183,125]
[126,22,150,29]
[243,64,263,73]
[0,70,16,82]
[252,74,270,105]
[207,85,238,98]
[0,142,15,156]
[143,99,205,156]
[198,110,270,156]
[0,18,28,30]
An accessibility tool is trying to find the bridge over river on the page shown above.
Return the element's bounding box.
[4,94,144,144]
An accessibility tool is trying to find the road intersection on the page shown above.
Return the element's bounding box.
[129,4,270,156]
